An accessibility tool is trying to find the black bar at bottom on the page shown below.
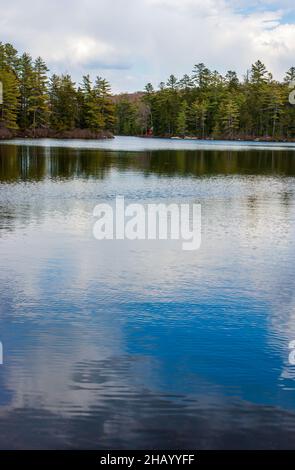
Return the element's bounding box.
[0,450,294,465]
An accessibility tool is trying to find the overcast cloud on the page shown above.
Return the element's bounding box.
[1,0,295,92]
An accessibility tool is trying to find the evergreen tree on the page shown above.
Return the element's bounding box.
[18,53,35,129]
[0,43,20,129]
[0,67,20,129]
[250,60,269,85]
[176,101,188,136]
[115,98,139,135]
[143,83,155,131]
[219,98,240,138]
[29,57,50,131]
[192,63,211,89]
[284,67,295,85]
[190,100,208,138]
[94,77,115,131]
[49,74,78,130]
[225,71,239,89]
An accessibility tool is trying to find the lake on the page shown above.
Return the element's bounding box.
[0,136,295,449]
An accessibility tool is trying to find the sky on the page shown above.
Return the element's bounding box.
[1,0,295,93]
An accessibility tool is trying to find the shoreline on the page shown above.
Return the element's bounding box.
[141,135,295,143]
[0,128,114,141]
[1,128,295,143]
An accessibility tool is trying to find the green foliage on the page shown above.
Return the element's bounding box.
[79,75,114,131]
[190,100,208,138]
[1,41,295,141]
[94,77,115,131]
[0,42,20,129]
[49,74,78,130]
[0,41,115,134]
[176,101,188,136]
[80,75,103,130]
[115,98,139,135]
[219,98,240,138]
[123,59,295,139]
[0,67,20,129]
[18,52,35,128]
[115,96,150,135]
[29,57,50,130]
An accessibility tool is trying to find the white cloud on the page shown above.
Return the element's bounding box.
[0,0,295,92]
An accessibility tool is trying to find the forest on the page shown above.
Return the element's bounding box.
[1,41,295,140]
[0,42,115,139]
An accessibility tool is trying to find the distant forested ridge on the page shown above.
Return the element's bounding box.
[1,41,295,140]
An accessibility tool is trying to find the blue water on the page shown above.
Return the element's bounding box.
[0,137,295,449]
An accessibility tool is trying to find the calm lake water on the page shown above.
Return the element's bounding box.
[1,136,295,449]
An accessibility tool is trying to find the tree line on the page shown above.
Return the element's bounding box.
[0,42,115,136]
[1,41,295,140]
[116,62,295,140]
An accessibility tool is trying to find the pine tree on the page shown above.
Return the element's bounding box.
[191,100,208,138]
[115,98,139,135]
[0,68,20,129]
[192,63,211,89]
[225,71,239,89]
[2,43,19,72]
[94,77,115,131]
[219,98,240,138]
[18,53,35,129]
[143,83,155,131]
[0,43,20,130]
[29,57,50,132]
[268,84,285,137]
[49,74,78,130]
[80,75,103,130]
[284,67,295,85]
[176,101,188,136]
[250,60,269,85]
[166,74,178,90]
